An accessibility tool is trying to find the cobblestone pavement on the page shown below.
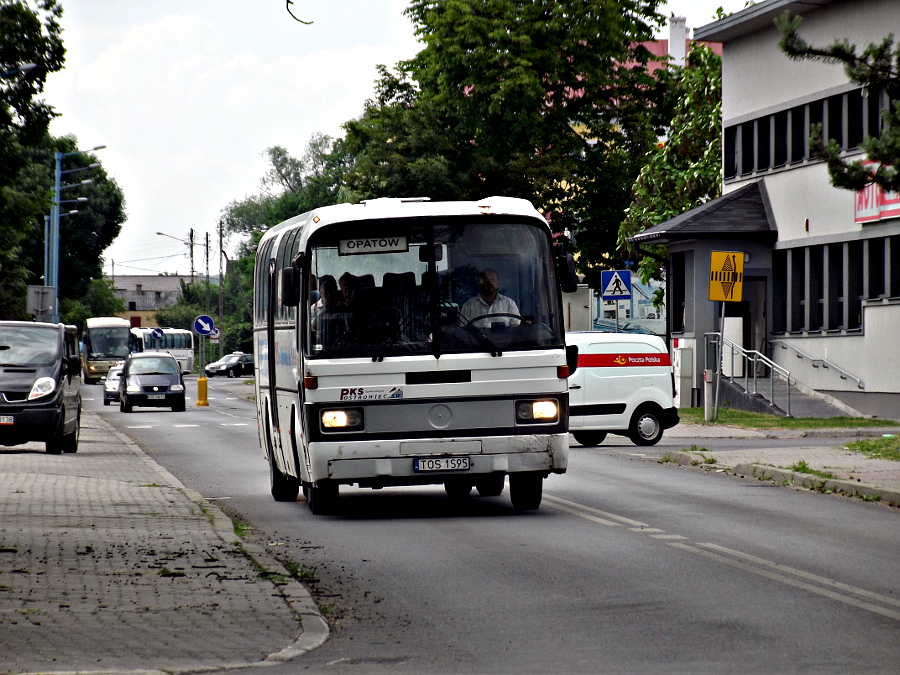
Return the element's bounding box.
[0,411,327,675]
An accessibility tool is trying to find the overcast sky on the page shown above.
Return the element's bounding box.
[43,1,744,277]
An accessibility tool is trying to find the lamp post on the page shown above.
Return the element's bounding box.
[50,145,105,322]
[0,62,36,77]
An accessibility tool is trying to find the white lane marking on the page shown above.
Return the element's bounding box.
[697,543,900,609]
[649,534,689,540]
[126,426,153,429]
[173,424,200,428]
[544,495,648,527]
[669,542,900,622]
[220,423,248,427]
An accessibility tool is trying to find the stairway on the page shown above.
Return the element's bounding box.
[718,375,850,418]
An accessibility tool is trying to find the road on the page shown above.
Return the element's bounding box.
[85,378,900,673]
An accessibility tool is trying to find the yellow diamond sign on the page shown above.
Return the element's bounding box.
[709,251,745,302]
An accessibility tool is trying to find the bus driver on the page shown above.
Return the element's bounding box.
[460,268,521,328]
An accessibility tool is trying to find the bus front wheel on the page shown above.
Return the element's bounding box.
[509,472,543,511]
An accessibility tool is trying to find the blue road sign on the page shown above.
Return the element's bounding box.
[193,315,216,335]
[600,270,632,299]
[150,327,164,340]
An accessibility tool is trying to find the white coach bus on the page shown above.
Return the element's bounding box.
[253,197,577,514]
[130,327,195,374]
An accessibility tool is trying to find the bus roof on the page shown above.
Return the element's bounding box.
[85,317,131,328]
[259,196,548,248]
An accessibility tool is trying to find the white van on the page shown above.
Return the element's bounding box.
[565,331,679,446]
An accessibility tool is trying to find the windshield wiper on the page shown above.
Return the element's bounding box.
[372,332,403,362]
[457,313,502,357]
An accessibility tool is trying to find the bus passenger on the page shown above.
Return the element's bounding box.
[310,275,344,334]
[460,268,521,327]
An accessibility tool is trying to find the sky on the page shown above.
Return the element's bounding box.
[43,0,746,277]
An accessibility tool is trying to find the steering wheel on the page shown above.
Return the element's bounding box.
[467,312,524,325]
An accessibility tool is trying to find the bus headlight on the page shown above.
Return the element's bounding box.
[321,408,364,432]
[28,377,56,400]
[516,399,559,424]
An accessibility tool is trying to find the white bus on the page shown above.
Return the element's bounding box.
[80,316,132,383]
[130,327,195,374]
[254,196,577,514]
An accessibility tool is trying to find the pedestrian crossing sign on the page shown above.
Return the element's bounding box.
[709,251,745,302]
[600,270,631,299]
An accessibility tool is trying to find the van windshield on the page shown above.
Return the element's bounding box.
[0,325,60,367]
[305,218,564,359]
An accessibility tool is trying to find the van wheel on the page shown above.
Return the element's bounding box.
[509,472,543,510]
[629,407,664,446]
[62,407,80,453]
[572,431,607,447]
[120,397,132,413]
[475,474,505,497]
[307,481,338,515]
[172,396,186,412]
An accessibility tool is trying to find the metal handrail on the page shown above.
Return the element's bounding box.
[770,340,865,390]
[705,333,793,417]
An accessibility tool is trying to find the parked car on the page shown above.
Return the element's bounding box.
[119,351,185,412]
[102,361,125,405]
[565,331,679,446]
[204,352,254,378]
[0,321,82,454]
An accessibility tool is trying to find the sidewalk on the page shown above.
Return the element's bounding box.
[665,423,900,507]
[0,410,327,675]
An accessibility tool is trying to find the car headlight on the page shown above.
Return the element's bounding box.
[321,408,364,432]
[127,383,141,393]
[516,399,559,424]
[170,384,184,392]
[28,377,57,400]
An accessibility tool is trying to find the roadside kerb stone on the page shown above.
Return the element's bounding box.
[0,410,328,675]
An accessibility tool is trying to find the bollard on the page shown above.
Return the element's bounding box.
[196,376,209,407]
[703,369,713,422]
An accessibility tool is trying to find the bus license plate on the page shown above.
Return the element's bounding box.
[147,394,165,400]
[413,457,470,472]
[0,416,12,425]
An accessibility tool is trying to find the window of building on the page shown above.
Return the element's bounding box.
[790,104,806,163]
[847,88,864,148]
[808,245,824,331]
[740,122,755,175]
[671,251,686,333]
[827,94,844,148]
[847,240,863,330]
[724,126,737,179]
[789,248,805,332]
[827,243,843,330]
[757,116,771,172]
[890,235,900,297]
[868,237,885,298]
[773,110,788,167]
[773,250,787,333]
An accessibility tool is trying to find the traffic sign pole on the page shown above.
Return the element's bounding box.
[193,315,216,408]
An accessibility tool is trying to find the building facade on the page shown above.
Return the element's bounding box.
[633,0,899,419]
[111,274,194,327]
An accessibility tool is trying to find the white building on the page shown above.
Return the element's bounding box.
[632,0,899,419]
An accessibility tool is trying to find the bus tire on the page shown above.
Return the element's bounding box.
[307,481,338,515]
[268,444,299,502]
[572,431,607,447]
[509,472,543,510]
[475,474,505,497]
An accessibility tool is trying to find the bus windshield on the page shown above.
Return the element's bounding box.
[306,219,563,359]
[84,326,131,360]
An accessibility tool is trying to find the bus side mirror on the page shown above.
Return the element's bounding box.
[557,251,578,293]
[281,267,300,307]
[565,345,578,376]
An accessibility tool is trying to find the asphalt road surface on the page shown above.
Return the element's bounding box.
[85,378,900,674]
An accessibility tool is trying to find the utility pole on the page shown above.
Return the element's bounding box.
[189,228,195,280]
[218,219,225,359]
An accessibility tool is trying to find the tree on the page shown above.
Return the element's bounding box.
[347,0,672,273]
[777,11,900,192]
[618,44,722,305]
[16,134,126,301]
[0,0,65,318]
[60,278,124,328]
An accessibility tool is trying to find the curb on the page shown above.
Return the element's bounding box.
[67,412,330,673]
[670,450,900,507]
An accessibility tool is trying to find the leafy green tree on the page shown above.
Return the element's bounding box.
[60,278,124,328]
[618,44,722,305]
[347,0,671,273]
[16,134,126,301]
[777,12,900,192]
[0,0,65,318]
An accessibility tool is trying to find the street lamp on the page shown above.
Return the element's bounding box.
[49,145,106,322]
[0,62,36,77]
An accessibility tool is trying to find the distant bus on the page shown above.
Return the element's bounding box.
[80,317,132,383]
[130,327,195,374]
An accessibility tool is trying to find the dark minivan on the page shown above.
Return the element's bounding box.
[0,321,82,454]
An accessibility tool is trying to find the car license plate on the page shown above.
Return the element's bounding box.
[147,394,165,400]
[413,456,470,472]
[0,415,12,425]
